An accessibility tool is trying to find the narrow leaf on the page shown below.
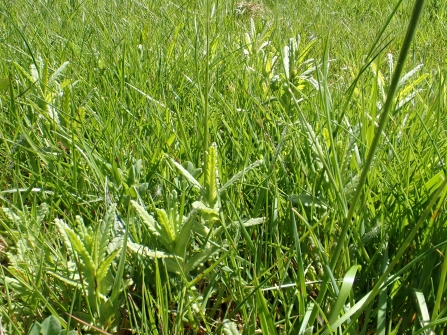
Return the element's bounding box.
[329,265,360,325]
[167,156,202,190]
[48,61,69,85]
[184,245,219,274]
[412,289,432,334]
[95,248,120,293]
[219,160,263,194]
[131,201,170,248]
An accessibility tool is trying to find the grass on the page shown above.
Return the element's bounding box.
[1,0,447,334]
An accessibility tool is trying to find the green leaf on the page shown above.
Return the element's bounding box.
[329,265,360,325]
[46,271,82,289]
[0,78,9,91]
[232,217,265,227]
[167,156,202,190]
[191,201,219,224]
[289,194,328,213]
[222,319,241,335]
[27,323,41,335]
[54,219,95,284]
[174,215,196,258]
[13,61,37,83]
[1,207,23,225]
[412,289,432,334]
[62,84,71,118]
[48,61,69,85]
[109,215,129,315]
[36,203,49,225]
[96,204,116,265]
[255,284,277,335]
[58,331,77,335]
[40,315,61,335]
[131,201,171,248]
[203,144,218,208]
[155,208,176,248]
[66,229,95,274]
[219,159,263,194]
[127,240,176,260]
[96,248,120,294]
[298,302,315,334]
[184,245,219,275]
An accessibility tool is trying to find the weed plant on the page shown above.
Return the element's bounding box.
[1,0,447,334]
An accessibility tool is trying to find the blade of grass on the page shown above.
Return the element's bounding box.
[309,0,427,325]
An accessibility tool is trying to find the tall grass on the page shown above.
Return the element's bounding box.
[1,0,447,334]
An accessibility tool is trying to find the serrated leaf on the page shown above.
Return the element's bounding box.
[167,156,202,190]
[399,72,427,98]
[62,85,71,116]
[30,63,39,82]
[155,208,176,248]
[36,203,49,224]
[54,219,95,284]
[131,201,170,248]
[54,219,73,253]
[222,319,241,335]
[203,144,218,208]
[192,201,219,224]
[235,217,265,227]
[398,63,423,88]
[1,207,23,224]
[77,218,93,255]
[96,248,120,294]
[283,44,290,79]
[127,240,174,259]
[46,270,82,289]
[48,61,69,85]
[41,61,49,92]
[96,204,116,265]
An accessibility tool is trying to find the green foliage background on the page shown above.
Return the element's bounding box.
[0,0,447,334]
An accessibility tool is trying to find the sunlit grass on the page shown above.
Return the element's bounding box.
[1,0,447,334]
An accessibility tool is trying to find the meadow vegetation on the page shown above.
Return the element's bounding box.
[1,0,447,334]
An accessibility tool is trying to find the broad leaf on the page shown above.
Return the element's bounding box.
[40,315,61,335]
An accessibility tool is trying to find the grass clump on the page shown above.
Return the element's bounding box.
[1,0,447,334]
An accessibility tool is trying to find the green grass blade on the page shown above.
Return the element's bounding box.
[328,265,360,327]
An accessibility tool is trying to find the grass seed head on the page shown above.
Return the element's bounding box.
[235,2,267,17]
